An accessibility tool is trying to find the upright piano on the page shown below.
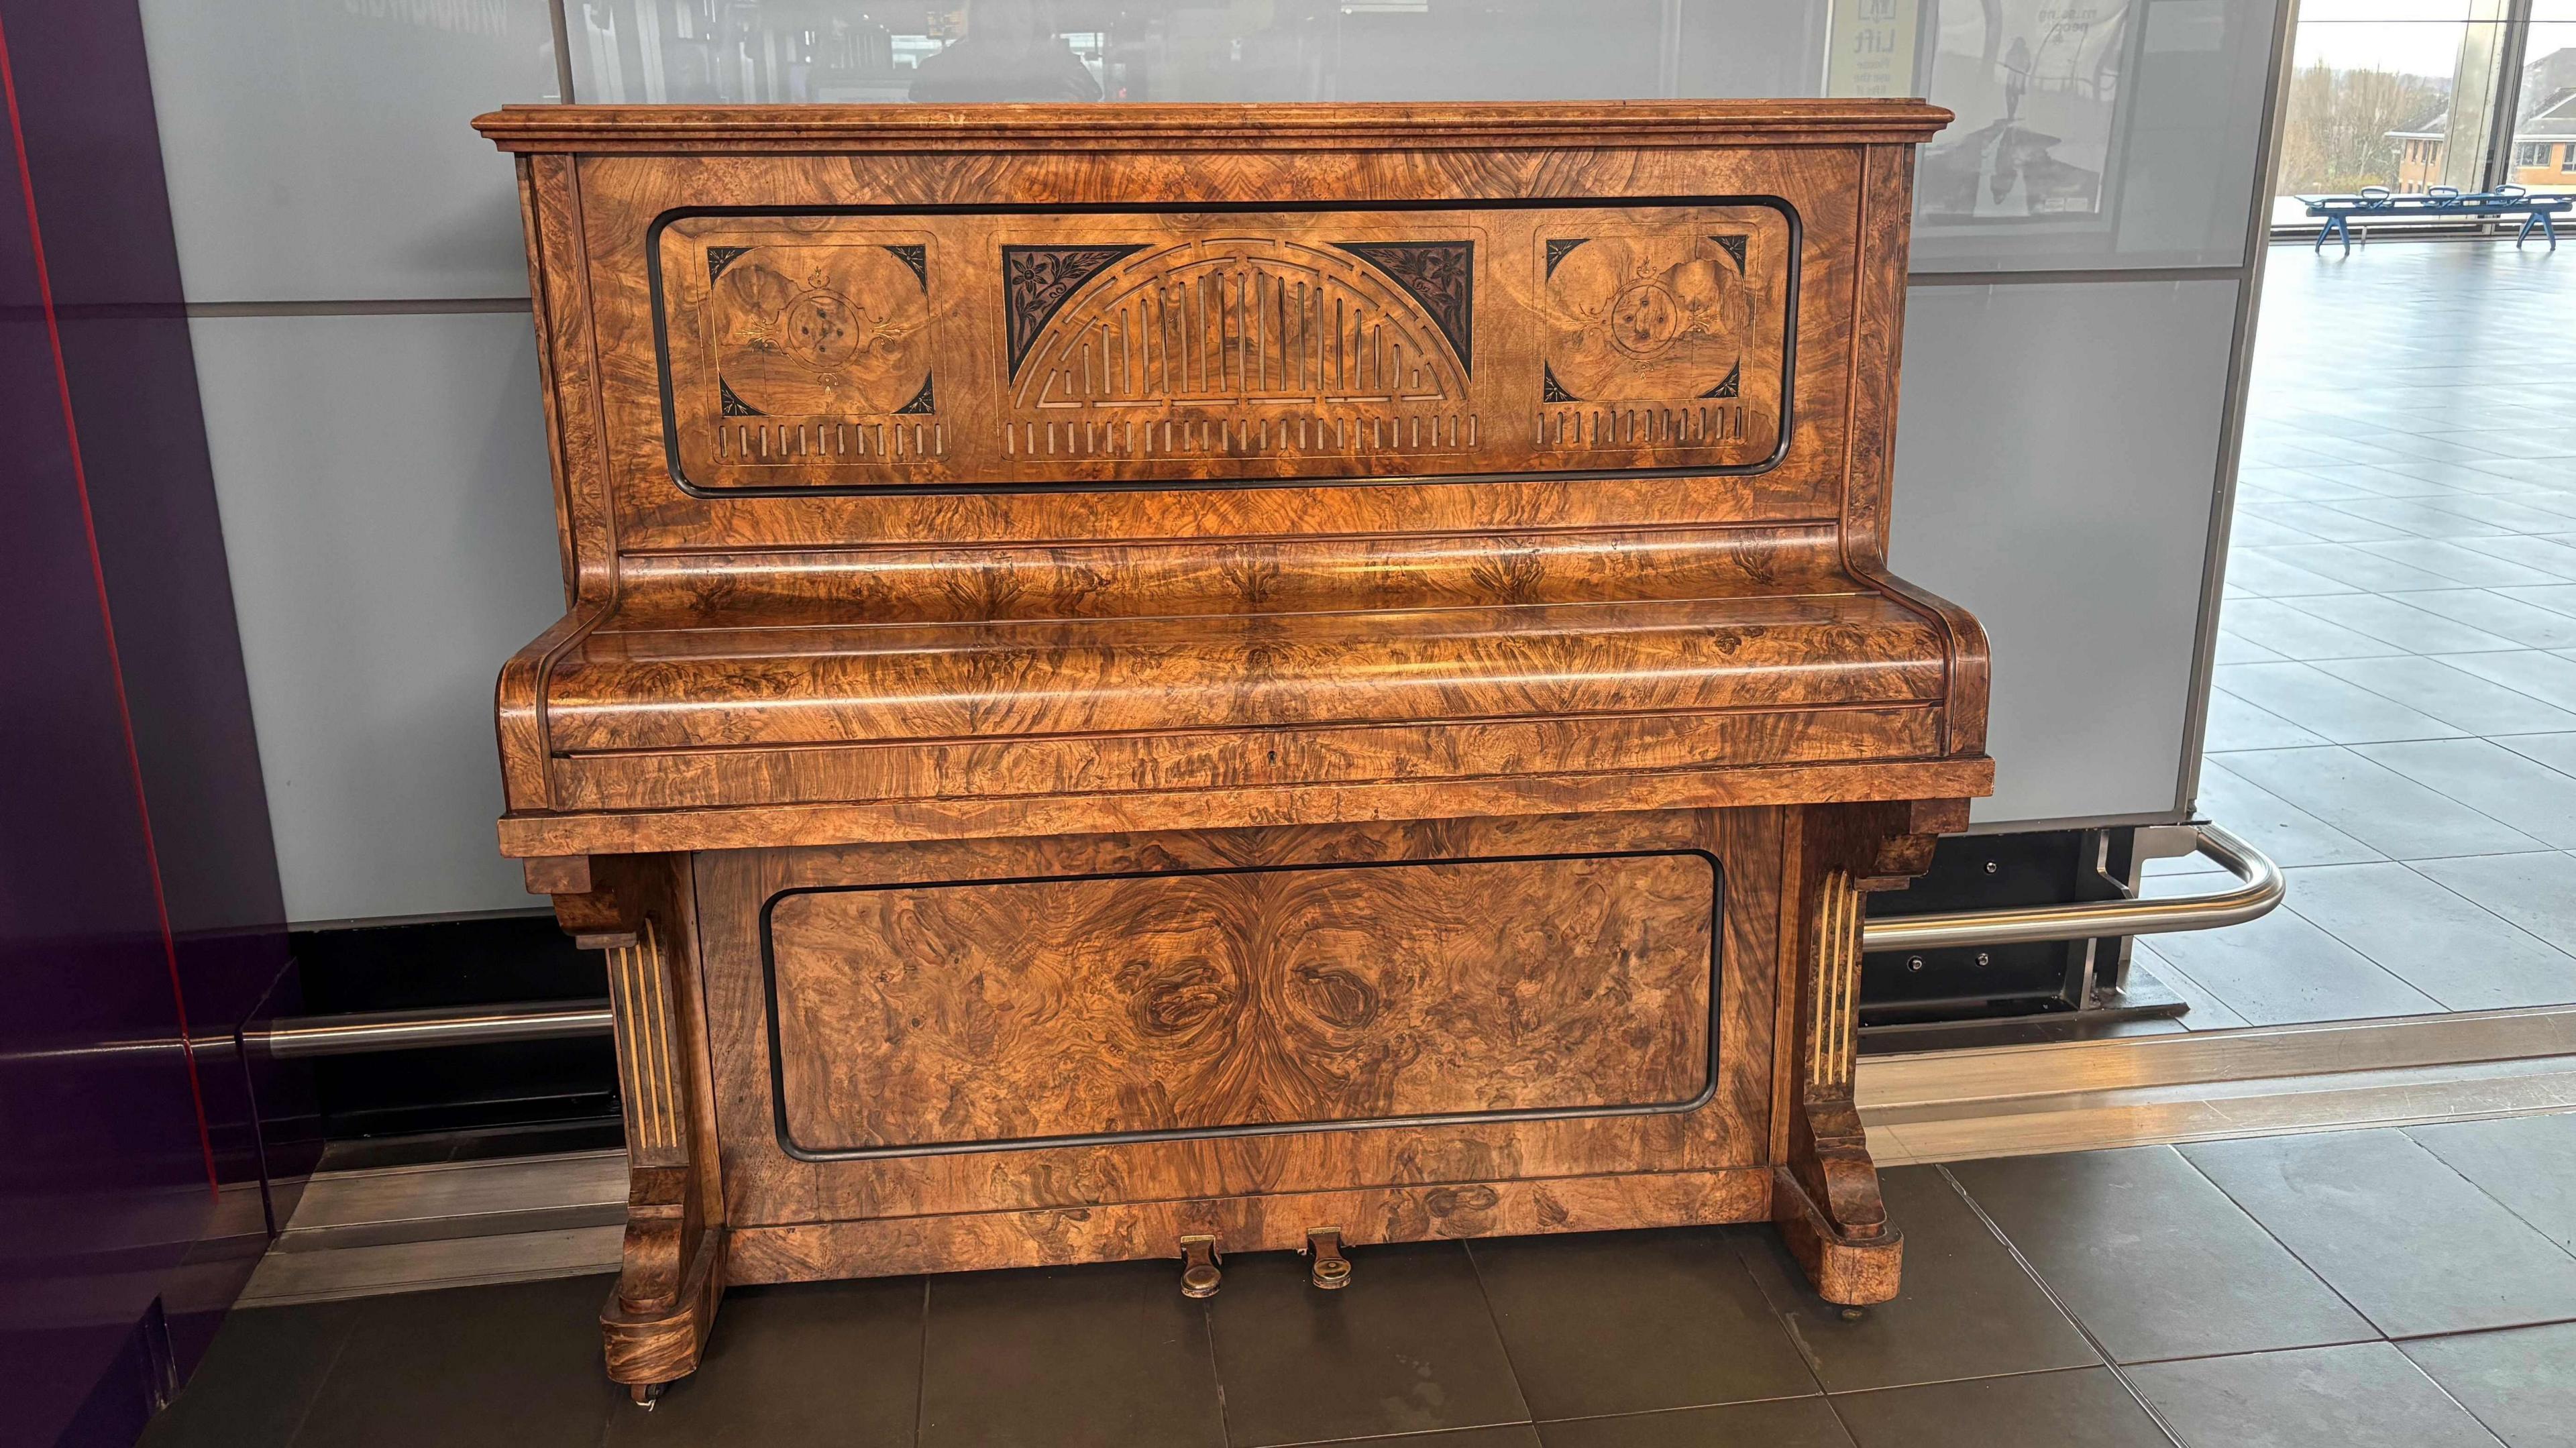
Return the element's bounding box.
[475,99,1989,1399]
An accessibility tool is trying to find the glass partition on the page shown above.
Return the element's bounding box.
[559,1,2284,273]
[1900,0,2287,272]
[562,2,1833,107]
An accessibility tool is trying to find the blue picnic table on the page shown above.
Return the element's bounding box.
[2302,185,2570,253]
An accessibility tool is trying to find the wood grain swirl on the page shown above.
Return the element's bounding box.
[765,853,1716,1154]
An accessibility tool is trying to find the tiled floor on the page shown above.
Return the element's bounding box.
[142,1111,2576,1448]
[2148,241,2576,1026]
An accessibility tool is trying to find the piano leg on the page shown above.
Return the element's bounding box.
[1768,803,1951,1308]
[531,854,728,1402]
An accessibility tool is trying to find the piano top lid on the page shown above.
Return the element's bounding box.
[472,99,1955,155]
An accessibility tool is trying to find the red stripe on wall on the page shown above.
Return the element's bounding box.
[0,11,219,1198]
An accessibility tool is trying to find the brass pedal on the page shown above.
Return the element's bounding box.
[1179,1234,1224,1298]
[1305,1227,1352,1290]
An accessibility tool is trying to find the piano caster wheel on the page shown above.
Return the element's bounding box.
[1836,1305,1870,1323]
[629,1382,667,1410]
[1305,1227,1352,1290]
[1179,1234,1224,1299]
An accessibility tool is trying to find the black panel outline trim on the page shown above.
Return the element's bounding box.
[756,848,1725,1162]
[644,194,1802,499]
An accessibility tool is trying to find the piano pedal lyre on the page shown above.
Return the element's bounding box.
[1178,1234,1224,1298]
[1305,1227,1352,1290]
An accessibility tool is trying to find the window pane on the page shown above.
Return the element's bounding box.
[2513,23,2576,192]
[2273,8,2516,223]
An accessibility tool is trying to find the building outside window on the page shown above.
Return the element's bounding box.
[2279,3,2576,213]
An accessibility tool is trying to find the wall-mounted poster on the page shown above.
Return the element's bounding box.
[1917,1,2134,221]
[1825,0,1922,99]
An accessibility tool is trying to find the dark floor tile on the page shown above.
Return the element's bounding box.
[140,1301,357,1448]
[607,1277,923,1447]
[1346,1429,1544,1448]
[2182,1129,2576,1337]
[2129,1342,2506,1448]
[2215,746,2544,861]
[2208,662,2469,744]
[288,1272,621,1448]
[1469,1228,1814,1419]
[1947,1147,2372,1364]
[2272,860,2576,1011]
[2408,1112,2576,1255]
[918,1260,1222,1448]
[2141,902,2441,1025]
[1207,1241,1528,1447]
[2359,738,2576,852]
[1830,1368,2169,1448]
[1733,1168,2096,1393]
[2400,1322,2576,1448]
[2412,852,2576,954]
[1538,1396,1856,1448]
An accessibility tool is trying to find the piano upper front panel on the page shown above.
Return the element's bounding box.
[651,204,1794,492]
[552,142,1868,559]
[486,115,1991,854]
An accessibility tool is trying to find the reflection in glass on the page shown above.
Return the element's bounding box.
[1916,1,2131,221]
[558,0,2283,272]
[1899,0,2286,272]
[906,2,1102,101]
[565,2,1835,107]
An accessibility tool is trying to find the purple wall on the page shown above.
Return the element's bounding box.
[0,3,298,1443]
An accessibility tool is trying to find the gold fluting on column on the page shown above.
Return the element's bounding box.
[1808,869,1864,1091]
[609,919,684,1163]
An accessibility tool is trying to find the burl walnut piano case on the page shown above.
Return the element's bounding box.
[474,99,1989,1399]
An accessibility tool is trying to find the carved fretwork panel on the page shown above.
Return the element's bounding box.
[653,203,1792,491]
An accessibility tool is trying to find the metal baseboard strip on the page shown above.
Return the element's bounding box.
[237,1149,631,1306]
[269,1148,629,1254]
[236,1007,2576,1303]
[240,1225,624,1306]
[1861,1005,2576,1165]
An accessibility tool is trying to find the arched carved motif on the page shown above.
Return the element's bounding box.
[1008,239,1469,410]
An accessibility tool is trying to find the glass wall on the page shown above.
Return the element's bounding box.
[561,1,2283,274]
[2518,1,2576,193]
[563,2,1832,107]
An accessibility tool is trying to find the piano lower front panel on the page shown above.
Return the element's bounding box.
[692,807,1787,1279]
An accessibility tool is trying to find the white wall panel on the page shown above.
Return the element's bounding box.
[1889,278,2240,826]
[193,312,563,923]
[140,0,557,302]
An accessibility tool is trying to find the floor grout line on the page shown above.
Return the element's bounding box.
[1933,1166,2189,1447]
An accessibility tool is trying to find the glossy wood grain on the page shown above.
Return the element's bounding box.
[697,810,1782,1232]
[767,852,1717,1154]
[480,101,1988,1389]
[656,204,1790,491]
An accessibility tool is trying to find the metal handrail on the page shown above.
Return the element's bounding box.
[241,824,2281,1055]
[246,1000,613,1058]
[1861,822,2282,954]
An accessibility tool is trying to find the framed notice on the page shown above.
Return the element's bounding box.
[1826,0,1923,99]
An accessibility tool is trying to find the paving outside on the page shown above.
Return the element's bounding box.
[141,1112,2576,1448]
[2143,239,2576,1029]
